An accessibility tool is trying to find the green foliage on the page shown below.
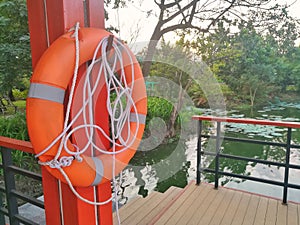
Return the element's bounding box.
[150,40,192,87]
[13,100,26,108]
[0,112,28,140]
[12,89,28,100]
[0,0,31,98]
[0,112,36,170]
[288,48,300,93]
[146,97,173,126]
[184,19,300,107]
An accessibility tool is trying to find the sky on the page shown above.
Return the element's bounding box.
[106,0,300,46]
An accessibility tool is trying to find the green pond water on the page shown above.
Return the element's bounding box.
[117,102,300,205]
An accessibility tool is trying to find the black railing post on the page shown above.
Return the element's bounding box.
[283,127,292,204]
[1,147,19,225]
[196,120,202,185]
[214,121,221,189]
[0,193,5,225]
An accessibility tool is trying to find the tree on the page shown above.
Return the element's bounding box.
[104,0,129,32]
[183,20,298,107]
[141,0,298,76]
[288,47,300,92]
[0,0,31,103]
[147,40,194,138]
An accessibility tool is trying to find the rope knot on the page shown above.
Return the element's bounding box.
[48,159,61,169]
[42,156,75,169]
[74,154,83,162]
[59,156,74,167]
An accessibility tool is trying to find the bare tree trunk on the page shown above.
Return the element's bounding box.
[166,73,192,138]
[142,24,163,77]
[249,87,257,107]
[166,85,183,138]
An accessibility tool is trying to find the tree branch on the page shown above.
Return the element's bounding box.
[188,0,197,24]
[154,0,183,9]
[161,23,208,35]
[206,0,236,30]
[176,1,188,24]
[162,0,198,24]
[154,0,162,8]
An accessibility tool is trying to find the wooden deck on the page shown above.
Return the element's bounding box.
[114,181,300,225]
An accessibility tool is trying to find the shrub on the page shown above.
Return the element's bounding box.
[146,97,173,130]
[0,113,37,170]
[12,89,28,100]
[0,112,28,140]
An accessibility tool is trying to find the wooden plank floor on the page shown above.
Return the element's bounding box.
[114,182,300,225]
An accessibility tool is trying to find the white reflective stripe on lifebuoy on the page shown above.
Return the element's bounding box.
[129,113,146,125]
[28,83,65,104]
[91,157,104,186]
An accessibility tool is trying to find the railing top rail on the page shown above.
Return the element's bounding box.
[192,115,300,129]
[0,136,34,154]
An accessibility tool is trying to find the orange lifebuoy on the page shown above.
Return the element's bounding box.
[26,28,147,187]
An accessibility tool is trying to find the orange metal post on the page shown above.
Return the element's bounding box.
[26,1,112,225]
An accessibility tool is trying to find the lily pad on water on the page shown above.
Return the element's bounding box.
[255,117,265,120]
[230,114,245,118]
[269,107,285,111]
[282,117,300,122]
[271,132,282,137]
[225,122,285,139]
[262,107,272,112]
[262,135,273,139]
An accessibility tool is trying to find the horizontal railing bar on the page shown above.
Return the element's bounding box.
[202,168,284,187]
[201,134,289,148]
[202,168,300,190]
[289,164,300,170]
[0,136,33,154]
[202,134,300,150]
[224,136,290,147]
[0,207,8,216]
[202,151,286,167]
[8,165,42,181]
[192,115,300,128]
[203,152,300,171]
[10,189,44,209]
[221,171,284,186]
[223,136,289,147]
[288,183,300,190]
[14,214,40,225]
[223,172,300,190]
[290,143,300,149]
[219,153,286,167]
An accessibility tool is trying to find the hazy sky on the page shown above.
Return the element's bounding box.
[106,0,300,44]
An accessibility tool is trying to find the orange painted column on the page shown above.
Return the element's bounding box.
[26,1,112,225]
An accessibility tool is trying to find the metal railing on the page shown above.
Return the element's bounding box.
[193,115,300,204]
[0,136,44,225]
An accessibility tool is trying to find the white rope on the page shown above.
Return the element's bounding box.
[36,21,140,217]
